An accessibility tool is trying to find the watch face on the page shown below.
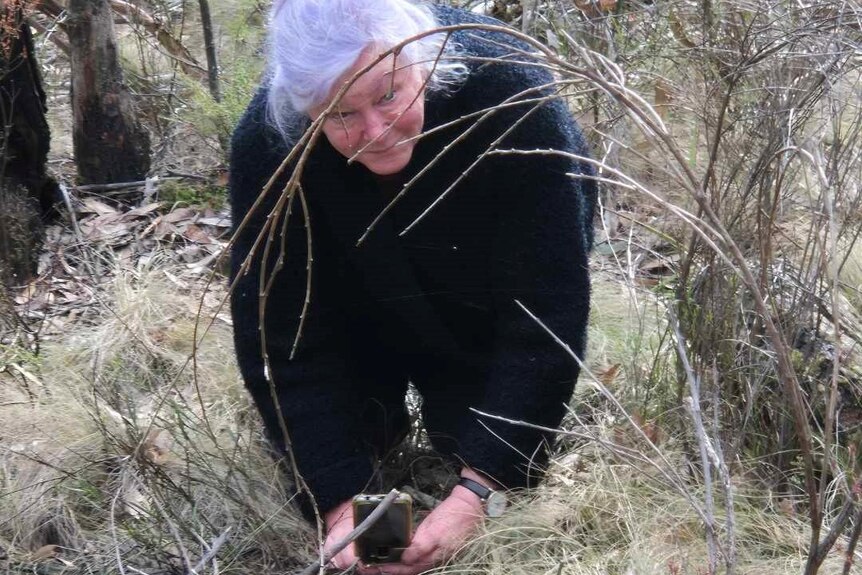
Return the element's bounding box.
[486,491,508,518]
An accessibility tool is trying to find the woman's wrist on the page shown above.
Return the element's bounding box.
[459,467,500,491]
[456,468,510,517]
[454,466,501,507]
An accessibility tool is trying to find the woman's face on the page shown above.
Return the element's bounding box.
[309,47,426,176]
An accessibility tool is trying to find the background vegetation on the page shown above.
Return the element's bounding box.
[1,0,861,573]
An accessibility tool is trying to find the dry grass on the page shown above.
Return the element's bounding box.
[0,258,314,573]
[5,0,862,573]
[4,251,857,574]
[433,444,853,575]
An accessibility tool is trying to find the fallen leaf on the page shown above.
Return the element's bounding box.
[162,207,197,224]
[13,282,39,305]
[599,364,621,387]
[196,216,231,228]
[183,224,215,244]
[186,247,226,272]
[639,257,676,276]
[150,219,182,240]
[82,221,131,243]
[141,429,172,466]
[123,202,164,219]
[31,544,58,561]
[79,198,118,216]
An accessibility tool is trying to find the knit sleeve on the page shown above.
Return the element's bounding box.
[229,89,374,517]
[451,64,596,489]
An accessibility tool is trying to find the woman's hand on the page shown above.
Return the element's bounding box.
[324,468,495,575]
[323,498,360,571]
[324,491,482,575]
[383,487,483,575]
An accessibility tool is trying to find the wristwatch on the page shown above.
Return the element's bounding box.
[456,477,508,517]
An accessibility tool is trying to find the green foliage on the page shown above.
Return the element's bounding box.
[0,341,40,370]
[158,180,227,208]
[181,60,263,150]
[180,0,266,151]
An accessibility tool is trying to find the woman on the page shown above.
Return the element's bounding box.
[230,1,596,573]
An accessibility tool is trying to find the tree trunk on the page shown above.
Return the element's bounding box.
[67,0,150,185]
[0,1,57,285]
[198,0,221,102]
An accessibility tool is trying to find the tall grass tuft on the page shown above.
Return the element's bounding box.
[0,260,313,573]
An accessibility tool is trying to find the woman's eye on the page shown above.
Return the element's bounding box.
[379,90,396,104]
[327,111,353,123]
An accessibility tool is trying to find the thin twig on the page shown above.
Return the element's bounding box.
[297,489,401,575]
[712,367,736,575]
[400,485,442,510]
[357,79,567,246]
[470,406,708,521]
[73,177,165,193]
[668,308,719,573]
[291,185,313,359]
[191,527,232,574]
[131,472,193,573]
[397,90,557,237]
[109,486,127,575]
[843,501,862,575]
[483,300,712,526]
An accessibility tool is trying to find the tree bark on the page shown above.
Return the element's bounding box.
[198,0,221,102]
[37,0,207,81]
[0,1,57,285]
[66,0,151,185]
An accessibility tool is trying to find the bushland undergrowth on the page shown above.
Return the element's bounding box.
[1,0,861,574]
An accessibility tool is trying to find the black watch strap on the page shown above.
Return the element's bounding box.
[457,477,493,501]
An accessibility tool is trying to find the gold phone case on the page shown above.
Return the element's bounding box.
[352,493,413,564]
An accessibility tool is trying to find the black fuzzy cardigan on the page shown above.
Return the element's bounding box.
[229,5,596,516]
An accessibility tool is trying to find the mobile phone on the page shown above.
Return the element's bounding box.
[352,492,413,564]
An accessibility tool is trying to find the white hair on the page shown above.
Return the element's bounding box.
[266,0,467,135]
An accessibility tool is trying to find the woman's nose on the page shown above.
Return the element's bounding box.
[361,111,389,144]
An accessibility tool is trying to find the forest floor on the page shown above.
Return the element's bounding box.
[2,1,862,574]
[1,145,853,574]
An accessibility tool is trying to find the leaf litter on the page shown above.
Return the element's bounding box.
[8,187,232,339]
